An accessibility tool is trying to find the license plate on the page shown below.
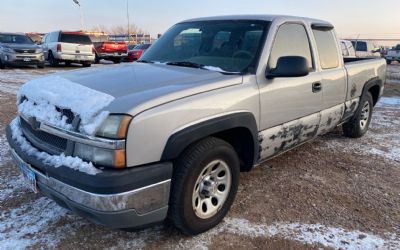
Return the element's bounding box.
[11,150,38,193]
[23,58,31,62]
[114,53,119,56]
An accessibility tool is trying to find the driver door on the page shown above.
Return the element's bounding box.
[257,23,323,160]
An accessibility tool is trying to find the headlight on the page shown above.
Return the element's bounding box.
[1,47,14,53]
[74,143,126,168]
[96,115,132,139]
[73,114,132,168]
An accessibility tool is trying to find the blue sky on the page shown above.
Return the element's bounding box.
[0,0,398,39]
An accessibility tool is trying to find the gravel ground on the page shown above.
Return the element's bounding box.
[0,63,399,250]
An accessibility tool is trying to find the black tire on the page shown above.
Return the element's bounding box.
[48,51,58,67]
[112,58,121,64]
[386,59,392,65]
[65,61,72,67]
[0,59,5,69]
[343,92,374,138]
[94,54,100,64]
[82,62,91,67]
[37,63,45,69]
[168,137,240,235]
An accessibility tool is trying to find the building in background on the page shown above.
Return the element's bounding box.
[109,34,154,44]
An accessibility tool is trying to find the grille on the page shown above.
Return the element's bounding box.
[20,118,68,154]
[14,49,36,54]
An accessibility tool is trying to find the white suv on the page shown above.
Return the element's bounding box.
[42,31,95,67]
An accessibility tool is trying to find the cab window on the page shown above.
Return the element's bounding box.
[313,29,339,69]
[268,23,313,71]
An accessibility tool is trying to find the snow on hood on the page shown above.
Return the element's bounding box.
[17,75,114,135]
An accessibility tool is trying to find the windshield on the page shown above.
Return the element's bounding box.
[60,33,92,45]
[0,34,34,44]
[141,20,270,73]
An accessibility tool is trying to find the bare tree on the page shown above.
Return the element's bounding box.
[91,24,145,35]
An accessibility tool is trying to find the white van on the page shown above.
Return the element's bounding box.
[350,40,380,58]
[42,31,95,67]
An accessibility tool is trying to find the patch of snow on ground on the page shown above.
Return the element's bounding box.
[172,218,399,250]
[10,118,101,175]
[0,197,69,250]
[0,134,10,164]
[320,96,400,163]
[0,83,20,94]
[17,75,114,135]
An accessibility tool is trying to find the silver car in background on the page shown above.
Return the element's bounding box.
[0,32,45,69]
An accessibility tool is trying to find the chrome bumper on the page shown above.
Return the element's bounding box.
[10,148,171,214]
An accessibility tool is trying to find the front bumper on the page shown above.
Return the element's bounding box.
[2,52,45,66]
[6,125,173,229]
[98,52,128,59]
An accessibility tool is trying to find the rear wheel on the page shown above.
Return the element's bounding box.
[94,54,100,64]
[37,63,45,69]
[82,62,91,67]
[343,92,373,138]
[0,59,5,69]
[48,52,59,67]
[386,59,392,65]
[65,61,72,67]
[168,137,240,235]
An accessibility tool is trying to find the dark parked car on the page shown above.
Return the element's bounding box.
[125,43,151,62]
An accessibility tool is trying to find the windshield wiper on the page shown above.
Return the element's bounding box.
[166,61,205,69]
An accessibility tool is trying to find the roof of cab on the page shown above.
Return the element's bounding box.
[180,14,332,26]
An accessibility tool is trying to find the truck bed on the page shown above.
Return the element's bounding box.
[343,57,386,100]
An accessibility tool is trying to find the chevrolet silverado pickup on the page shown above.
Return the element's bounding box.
[7,15,386,235]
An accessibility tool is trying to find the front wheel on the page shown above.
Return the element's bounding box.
[48,52,59,67]
[343,92,374,138]
[82,62,92,67]
[386,59,392,65]
[0,59,5,69]
[168,137,240,235]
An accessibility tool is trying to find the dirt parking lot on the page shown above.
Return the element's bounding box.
[0,63,399,249]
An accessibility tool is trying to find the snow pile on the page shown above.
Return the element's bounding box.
[203,65,239,74]
[10,118,101,175]
[17,75,115,135]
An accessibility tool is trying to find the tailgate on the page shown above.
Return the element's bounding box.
[61,43,93,55]
[102,42,127,53]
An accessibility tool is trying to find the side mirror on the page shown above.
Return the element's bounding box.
[266,56,309,79]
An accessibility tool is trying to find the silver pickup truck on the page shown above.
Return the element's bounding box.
[7,15,386,235]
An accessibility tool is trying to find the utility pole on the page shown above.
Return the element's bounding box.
[73,0,84,31]
[127,0,130,43]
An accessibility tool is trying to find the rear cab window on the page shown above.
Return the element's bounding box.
[312,28,339,69]
[60,33,92,45]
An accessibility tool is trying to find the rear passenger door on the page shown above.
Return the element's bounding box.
[257,23,323,160]
[312,27,347,135]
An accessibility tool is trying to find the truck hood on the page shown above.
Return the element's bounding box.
[58,63,243,115]
[1,43,41,50]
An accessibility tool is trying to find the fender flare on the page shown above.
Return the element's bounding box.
[161,112,259,164]
[361,77,383,102]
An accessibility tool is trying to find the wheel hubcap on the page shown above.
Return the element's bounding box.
[192,160,231,219]
[360,101,370,130]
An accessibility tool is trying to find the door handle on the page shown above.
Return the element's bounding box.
[312,82,322,93]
